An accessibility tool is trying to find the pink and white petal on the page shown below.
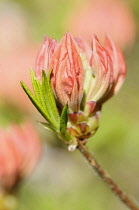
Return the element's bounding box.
[35,36,58,79]
[105,34,126,94]
[75,37,92,61]
[50,32,84,111]
[87,35,113,102]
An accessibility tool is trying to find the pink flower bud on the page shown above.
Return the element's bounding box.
[50,32,84,112]
[35,33,84,112]
[74,37,92,61]
[35,36,58,80]
[86,35,113,102]
[0,122,41,191]
[35,33,126,113]
[105,34,126,96]
[32,33,126,145]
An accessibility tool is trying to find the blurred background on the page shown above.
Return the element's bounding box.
[0,0,139,209]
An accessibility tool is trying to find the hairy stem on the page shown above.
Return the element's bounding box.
[77,141,139,210]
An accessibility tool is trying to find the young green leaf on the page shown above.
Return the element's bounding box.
[60,104,68,135]
[21,69,61,131]
[30,69,48,109]
[38,121,56,132]
[42,70,60,128]
[30,69,41,101]
[20,81,54,126]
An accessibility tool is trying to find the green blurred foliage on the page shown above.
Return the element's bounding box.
[0,0,139,209]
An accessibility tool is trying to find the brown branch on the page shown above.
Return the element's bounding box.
[77,141,139,210]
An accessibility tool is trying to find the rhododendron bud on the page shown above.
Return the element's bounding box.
[35,36,58,80]
[50,33,84,112]
[84,35,113,103]
[75,37,92,61]
[105,34,126,96]
[0,122,41,191]
[35,33,84,112]
[21,32,126,150]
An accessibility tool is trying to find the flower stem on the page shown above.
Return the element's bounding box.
[77,141,139,210]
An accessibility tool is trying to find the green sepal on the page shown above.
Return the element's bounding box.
[60,104,68,135]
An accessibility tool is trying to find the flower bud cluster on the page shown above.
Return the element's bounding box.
[23,32,126,149]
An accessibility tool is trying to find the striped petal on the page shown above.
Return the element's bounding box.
[50,32,84,112]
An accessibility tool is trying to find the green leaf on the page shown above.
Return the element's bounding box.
[38,121,56,132]
[20,81,53,125]
[30,69,58,128]
[30,69,42,103]
[42,70,60,128]
[30,69,48,110]
[21,69,61,131]
[60,104,68,135]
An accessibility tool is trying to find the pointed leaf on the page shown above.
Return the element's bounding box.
[20,81,54,126]
[42,70,60,127]
[60,104,68,135]
[21,70,61,131]
[30,69,48,109]
[30,69,41,100]
[38,121,56,132]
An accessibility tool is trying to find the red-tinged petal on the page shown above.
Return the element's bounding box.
[85,101,97,115]
[105,34,126,94]
[50,32,84,112]
[67,123,91,140]
[69,112,87,124]
[68,113,78,124]
[87,35,113,102]
[75,37,92,61]
[67,127,80,137]
[76,122,90,134]
[35,36,58,80]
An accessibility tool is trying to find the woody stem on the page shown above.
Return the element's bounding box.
[77,141,139,210]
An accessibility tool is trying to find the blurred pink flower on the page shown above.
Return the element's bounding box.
[0,122,41,191]
[67,0,136,50]
[0,45,39,110]
[0,2,39,110]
